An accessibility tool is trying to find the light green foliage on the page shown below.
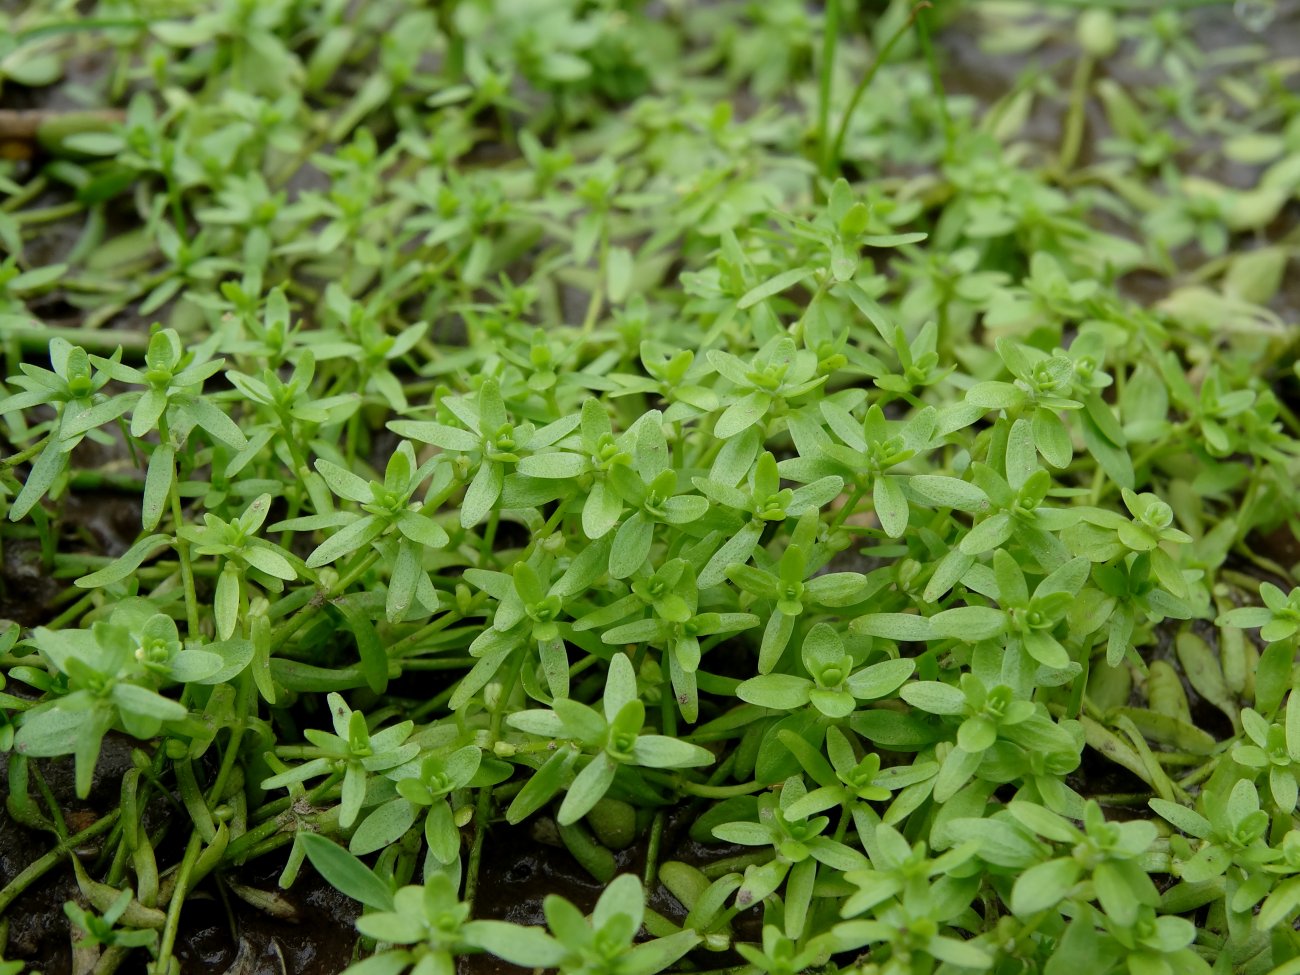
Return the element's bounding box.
[1,0,1299,973]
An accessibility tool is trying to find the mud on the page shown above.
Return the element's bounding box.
[466,806,761,975]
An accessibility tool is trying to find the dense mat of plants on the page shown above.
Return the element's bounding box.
[2,0,1300,972]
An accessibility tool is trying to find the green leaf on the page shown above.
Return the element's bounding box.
[388,421,480,452]
[1257,877,1300,931]
[908,475,990,513]
[805,572,868,606]
[13,706,91,757]
[603,653,639,723]
[298,833,394,910]
[700,521,763,589]
[1011,857,1082,915]
[517,452,591,479]
[350,798,417,855]
[187,396,247,448]
[315,459,373,504]
[335,599,389,694]
[75,534,171,588]
[967,381,1027,410]
[737,267,812,309]
[737,674,812,710]
[715,391,771,439]
[11,441,68,522]
[900,681,966,715]
[242,543,297,581]
[1255,640,1292,713]
[1080,410,1135,489]
[306,515,384,568]
[464,921,565,968]
[873,475,909,538]
[930,607,1006,641]
[631,735,713,769]
[845,658,915,700]
[1148,799,1212,839]
[214,565,240,641]
[609,511,653,579]
[461,462,504,528]
[623,930,700,975]
[141,445,175,531]
[959,513,1013,555]
[558,754,617,825]
[758,609,796,674]
[606,246,634,303]
[1033,409,1072,468]
[852,613,935,642]
[506,747,575,824]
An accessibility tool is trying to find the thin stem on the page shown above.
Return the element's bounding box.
[914,3,954,160]
[1058,53,1095,172]
[151,831,203,974]
[269,548,381,648]
[31,764,69,839]
[0,811,120,916]
[13,200,83,225]
[580,226,609,337]
[46,591,95,630]
[0,173,47,212]
[645,771,767,799]
[830,483,867,531]
[828,3,930,175]
[816,0,842,177]
[159,420,200,638]
[207,669,253,804]
[1,434,52,471]
[466,652,522,912]
[644,811,665,887]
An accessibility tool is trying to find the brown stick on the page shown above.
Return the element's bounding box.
[0,108,125,140]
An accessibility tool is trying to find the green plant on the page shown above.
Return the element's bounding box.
[2,1,1300,973]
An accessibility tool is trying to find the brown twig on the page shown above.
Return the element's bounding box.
[0,109,125,141]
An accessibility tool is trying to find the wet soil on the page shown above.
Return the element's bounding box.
[466,806,761,975]
[0,737,137,974]
[0,740,361,975]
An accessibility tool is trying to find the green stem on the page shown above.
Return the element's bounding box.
[644,811,665,887]
[207,670,253,804]
[269,548,381,647]
[699,849,773,880]
[1058,53,1095,173]
[31,764,68,839]
[828,2,930,174]
[479,507,501,563]
[152,831,203,974]
[45,591,95,630]
[580,226,609,337]
[830,483,867,531]
[914,2,953,160]
[14,200,83,225]
[159,421,200,639]
[466,653,523,912]
[335,547,382,592]
[646,772,766,799]
[226,779,341,863]
[0,811,120,916]
[387,605,474,659]
[0,434,52,471]
[816,0,841,178]
[0,174,47,212]
[67,470,146,492]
